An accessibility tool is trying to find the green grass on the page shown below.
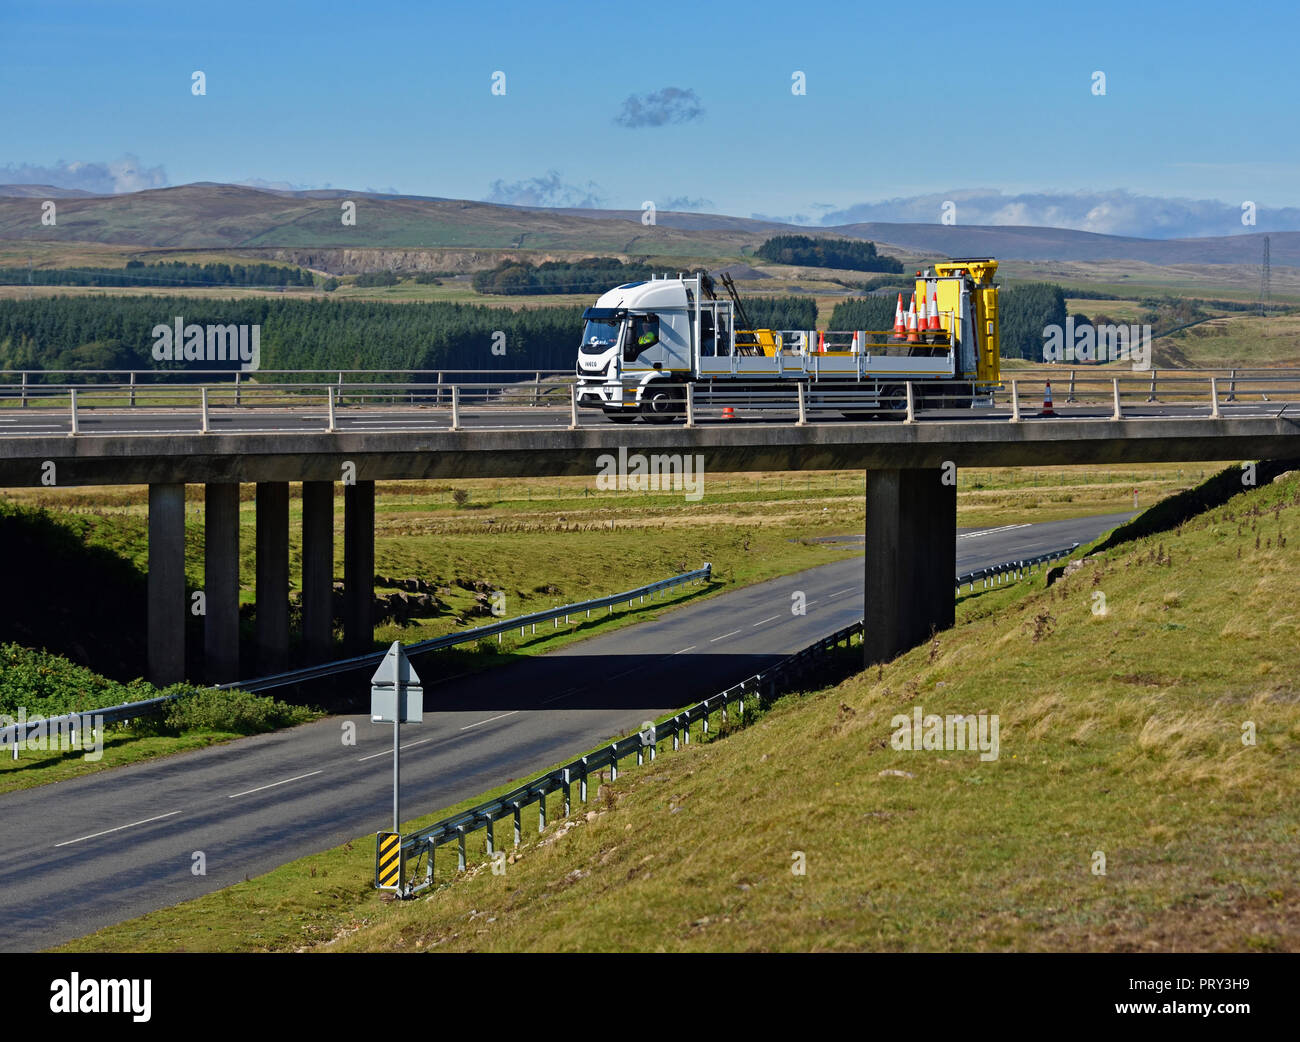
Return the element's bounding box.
[53,466,1300,952]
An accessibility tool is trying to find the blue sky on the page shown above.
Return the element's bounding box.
[2,0,1297,236]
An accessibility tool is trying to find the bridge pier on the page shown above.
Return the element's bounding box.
[343,480,375,655]
[147,483,187,686]
[301,480,335,662]
[204,483,241,683]
[255,481,290,673]
[864,467,956,665]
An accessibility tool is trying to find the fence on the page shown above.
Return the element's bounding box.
[389,619,865,895]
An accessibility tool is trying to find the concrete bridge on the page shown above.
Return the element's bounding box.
[2,412,1296,685]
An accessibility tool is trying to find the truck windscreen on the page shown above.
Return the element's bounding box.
[580,318,622,353]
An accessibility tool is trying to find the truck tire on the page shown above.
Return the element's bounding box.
[642,385,682,424]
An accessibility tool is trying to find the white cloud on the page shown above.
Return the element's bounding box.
[484,170,603,208]
[0,154,168,194]
[818,189,1300,238]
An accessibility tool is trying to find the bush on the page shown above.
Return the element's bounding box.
[755,235,903,273]
[157,687,321,735]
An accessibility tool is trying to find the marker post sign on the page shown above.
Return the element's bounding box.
[371,641,423,835]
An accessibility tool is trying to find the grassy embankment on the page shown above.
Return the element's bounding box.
[53,464,1300,952]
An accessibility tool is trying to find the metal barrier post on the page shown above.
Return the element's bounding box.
[1146,368,1158,402]
[684,382,695,428]
[129,371,136,407]
[68,388,79,436]
[534,371,541,407]
[1210,377,1221,419]
[904,381,916,424]
[450,385,461,431]
[1009,380,1021,422]
[327,385,337,432]
[200,387,210,433]
[568,384,579,430]
[1066,369,1076,403]
[1111,378,1123,420]
[20,371,27,408]
[1227,369,1237,402]
[234,371,241,406]
[796,382,807,425]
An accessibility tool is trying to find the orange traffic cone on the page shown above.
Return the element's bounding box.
[917,292,928,337]
[906,295,919,343]
[893,293,905,339]
[721,405,736,420]
[1041,381,1056,417]
[817,330,825,353]
[928,282,941,331]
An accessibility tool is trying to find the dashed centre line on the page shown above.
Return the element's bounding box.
[227,770,322,799]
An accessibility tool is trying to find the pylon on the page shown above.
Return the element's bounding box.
[1041,380,1056,417]
[817,330,825,353]
[893,293,905,338]
[906,295,919,343]
[721,405,736,420]
[917,292,928,336]
[927,282,941,330]
[850,331,860,353]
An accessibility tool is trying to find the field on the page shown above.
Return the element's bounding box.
[55,466,1300,952]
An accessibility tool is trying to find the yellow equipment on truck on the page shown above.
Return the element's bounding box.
[575,259,1000,422]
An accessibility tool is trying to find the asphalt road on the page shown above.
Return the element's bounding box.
[0,400,1290,437]
[0,511,1133,951]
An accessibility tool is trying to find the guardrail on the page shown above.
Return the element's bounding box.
[955,543,1079,594]
[0,566,713,760]
[389,619,865,896]
[228,564,713,694]
[4,368,1298,433]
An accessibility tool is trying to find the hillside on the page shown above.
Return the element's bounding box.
[2,182,1298,271]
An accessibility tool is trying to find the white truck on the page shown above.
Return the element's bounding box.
[575,260,1002,422]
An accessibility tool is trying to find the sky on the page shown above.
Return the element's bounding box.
[2,0,1298,238]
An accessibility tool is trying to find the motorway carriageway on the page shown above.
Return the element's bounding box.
[0,511,1132,951]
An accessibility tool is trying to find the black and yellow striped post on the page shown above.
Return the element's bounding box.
[375,831,403,891]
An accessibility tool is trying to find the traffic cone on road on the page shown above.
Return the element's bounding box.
[906,295,919,343]
[721,405,736,420]
[928,282,941,331]
[893,294,906,339]
[1041,381,1056,417]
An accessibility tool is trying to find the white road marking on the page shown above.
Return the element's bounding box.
[357,737,437,761]
[459,711,519,731]
[826,588,855,598]
[710,630,741,642]
[227,769,322,798]
[54,810,181,848]
[959,524,1030,539]
[752,615,781,626]
[673,645,697,654]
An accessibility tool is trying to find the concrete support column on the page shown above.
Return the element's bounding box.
[147,483,187,686]
[255,481,290,674]
[301,480,335,662]
[344,480,375,655]
[204,483,240,682]
[864,467,956,666]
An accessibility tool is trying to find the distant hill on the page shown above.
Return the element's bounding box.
[0,182,1294,268]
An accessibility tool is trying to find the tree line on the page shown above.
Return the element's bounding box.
[473,257,653,295]
[0,295,585,378]
[755,235,904,273]
[0,260,314,288]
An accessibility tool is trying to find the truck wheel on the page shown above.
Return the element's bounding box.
[642,386,682,424]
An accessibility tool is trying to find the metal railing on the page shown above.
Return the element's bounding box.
[0,566,713,759]
[2,369,1299,433]
[390,619,865,895]
[956,543,1079,594]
